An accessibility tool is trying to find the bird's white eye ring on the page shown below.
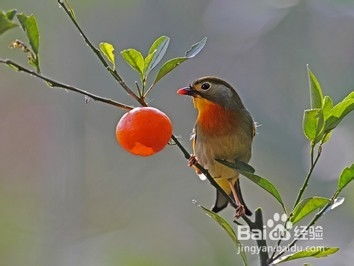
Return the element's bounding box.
[201,82,210,90]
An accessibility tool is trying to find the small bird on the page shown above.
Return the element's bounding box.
[177,76,255,218]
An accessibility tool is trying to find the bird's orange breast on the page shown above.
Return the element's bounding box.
[193,98,239,136]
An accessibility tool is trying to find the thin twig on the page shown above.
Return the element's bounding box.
[57,0,145,106]
[0,59,133,111]
[293,144,322,208]
[135,81,142,98]
[270,144,322,261]
[310,144,315,166]
[269,191,337,264]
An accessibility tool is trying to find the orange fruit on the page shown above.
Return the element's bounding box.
[116,107,173,156]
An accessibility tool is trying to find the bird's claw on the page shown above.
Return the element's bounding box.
[188,155,198,167]
[234,204,246,219]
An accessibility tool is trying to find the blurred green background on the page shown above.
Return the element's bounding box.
[1,0,353,265]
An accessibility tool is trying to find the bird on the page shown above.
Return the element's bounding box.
[177,76,255,218]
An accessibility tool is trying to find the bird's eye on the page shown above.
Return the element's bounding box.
[201,82,210,90]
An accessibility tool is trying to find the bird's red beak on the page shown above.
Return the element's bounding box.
[177,86,195,96]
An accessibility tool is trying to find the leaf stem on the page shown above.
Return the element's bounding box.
[143,83,154,98]
[142,77,146,95]
[0,59,133,111]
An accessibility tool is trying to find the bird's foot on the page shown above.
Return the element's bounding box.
[234,204,246,219]
[188,155,198,167]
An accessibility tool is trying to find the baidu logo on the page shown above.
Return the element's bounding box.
[238,212,294,241]
[266,213,293,241]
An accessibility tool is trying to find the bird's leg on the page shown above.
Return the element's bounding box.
[228,179,245,219]
[188,155,202,174]
[188,155,198,167]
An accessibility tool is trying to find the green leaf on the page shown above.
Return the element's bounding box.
[216,159,285,212]
[0,11,18,35]
[274,247,339,264]
[144,50,156,74]
[303,109,324,142]
[337,164,354,194]
[16,13,39,55]
[6,9,17,20]
[153,37,207,84]
[215,159,255,173]
[145,36,170,74]
[242,171,286,213]
[324,197,345,214]
[323,91,354,132]
[314,110,325,143]
[185,36,207,58]
[307,65,324,109]
[99,42,115,70]
[318,96,334,143]
[290,197,330,224]
[343,90,354,101]
[121,48,144,77]
[154,57,187,84]
[199,205,248,266]
[322,96,333,117]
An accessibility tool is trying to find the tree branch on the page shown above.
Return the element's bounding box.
[57,0,145,106]
[244,209,269,266]
[0,59,133,111]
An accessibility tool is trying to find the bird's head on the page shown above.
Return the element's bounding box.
[177,76,244,111]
